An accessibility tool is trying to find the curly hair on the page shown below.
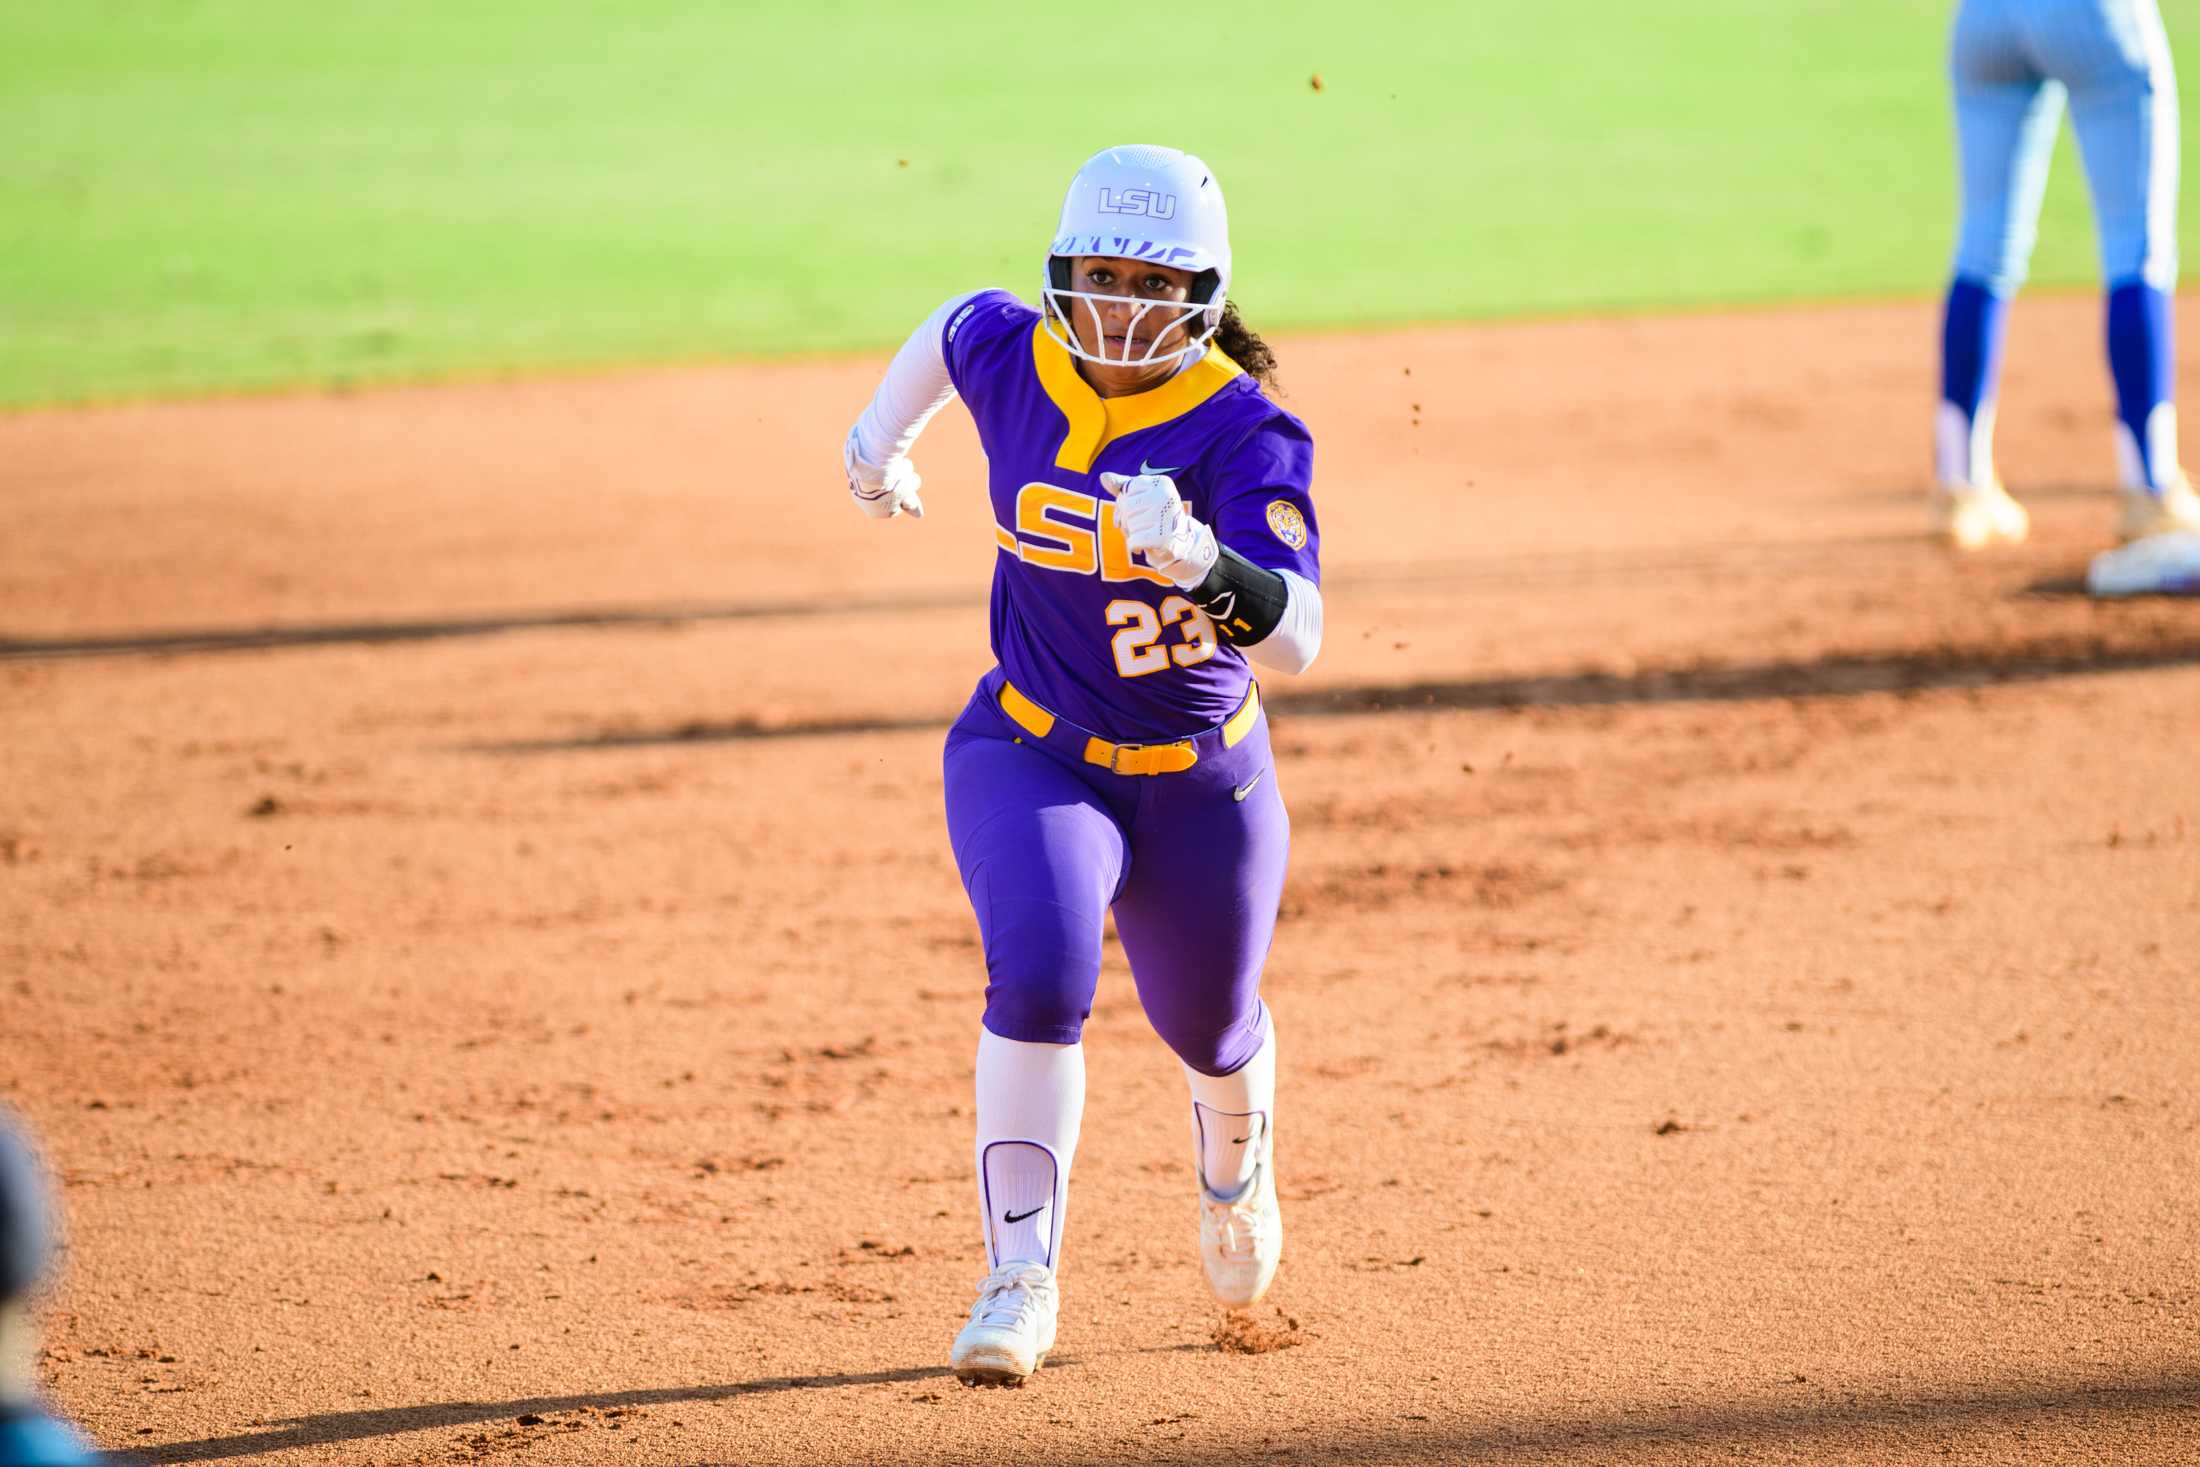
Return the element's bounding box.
[1213,300,1279,392]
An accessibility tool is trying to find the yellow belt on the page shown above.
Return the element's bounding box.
[997,679,1260,776]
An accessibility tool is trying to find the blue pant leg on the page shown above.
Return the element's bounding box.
[1110,720,1289,1078]
[943,699,1128,1047]
[2028,0,2182,482]
[2040,0,2179,285]
[0,1411,101,1466]
[1951,1,2067,295]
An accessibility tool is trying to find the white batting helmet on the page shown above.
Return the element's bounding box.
[1042,144,1231,368]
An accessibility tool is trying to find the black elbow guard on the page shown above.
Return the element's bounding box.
[1188,546,1289,644]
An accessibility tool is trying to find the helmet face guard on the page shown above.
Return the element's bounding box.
[1041,256,1225,368]
[1042,145,1232,369]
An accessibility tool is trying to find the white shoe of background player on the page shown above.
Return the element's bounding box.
[2116,472,2200,541]
[950,1261,1057,1387]
[1932,479,2030,549]
[2086,528,2200,596]
[1200,1157,1283,1308]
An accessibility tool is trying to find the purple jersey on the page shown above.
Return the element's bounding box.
[941,290,1321,741]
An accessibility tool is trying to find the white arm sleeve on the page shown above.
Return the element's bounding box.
[1245,567,1324,675]
[845,292,977,476]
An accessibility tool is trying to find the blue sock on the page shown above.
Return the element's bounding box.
[1940,276,2009,423]
[2106,278,2176,490]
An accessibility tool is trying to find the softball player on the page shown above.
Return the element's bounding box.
[1935,0,2200,547]
[842,145,1323,1387]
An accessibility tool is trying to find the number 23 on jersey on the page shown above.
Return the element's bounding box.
[1107,596,1218,678]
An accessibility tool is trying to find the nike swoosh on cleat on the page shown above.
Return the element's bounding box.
[1232,769,1266,803]
[1003,1204,1047,1224]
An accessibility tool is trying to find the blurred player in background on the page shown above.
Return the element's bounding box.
[1,1118,98,1466]
[1934,0,2200,549]
[842,145,1323,1386]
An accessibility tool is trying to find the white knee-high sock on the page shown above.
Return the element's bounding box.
[974,1028,1084,1273]
[1182,1022,1276,1201]
[1935,399,1998,489]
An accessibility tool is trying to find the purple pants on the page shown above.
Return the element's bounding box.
[942,668,1288,1076]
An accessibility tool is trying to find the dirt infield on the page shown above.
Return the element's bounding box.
[4,294,2197,1465]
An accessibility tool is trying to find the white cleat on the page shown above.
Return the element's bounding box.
[2086,529,2200,597]
[950,1261,1058,1388]
[2116,473,2200,542]
[1200,1160,1283,1309]
[1931,480,2029,549]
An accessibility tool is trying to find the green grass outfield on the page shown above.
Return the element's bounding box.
[4,0,2197,406]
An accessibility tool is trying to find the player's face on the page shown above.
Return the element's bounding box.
[1064,257,1199,374]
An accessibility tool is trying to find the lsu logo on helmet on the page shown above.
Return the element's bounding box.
[1265,499,1308,550]
[1097,187,1177,219]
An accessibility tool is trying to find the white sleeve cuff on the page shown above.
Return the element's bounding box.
[845,292,975,478]
[1246,567,1323,675]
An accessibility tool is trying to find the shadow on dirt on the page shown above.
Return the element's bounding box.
[1275,631,2200,716]
[0,593,977,662]
[1060,1374,2200,1465]
[473,629,2200,754]
[129,1360,1077,1463]
[126,1370,2200,1464]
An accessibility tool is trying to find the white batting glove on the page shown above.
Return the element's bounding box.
[845,429,925,520]
[1098,471,1217,587]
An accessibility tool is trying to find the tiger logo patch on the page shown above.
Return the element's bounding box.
[1265,499,1308,550]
